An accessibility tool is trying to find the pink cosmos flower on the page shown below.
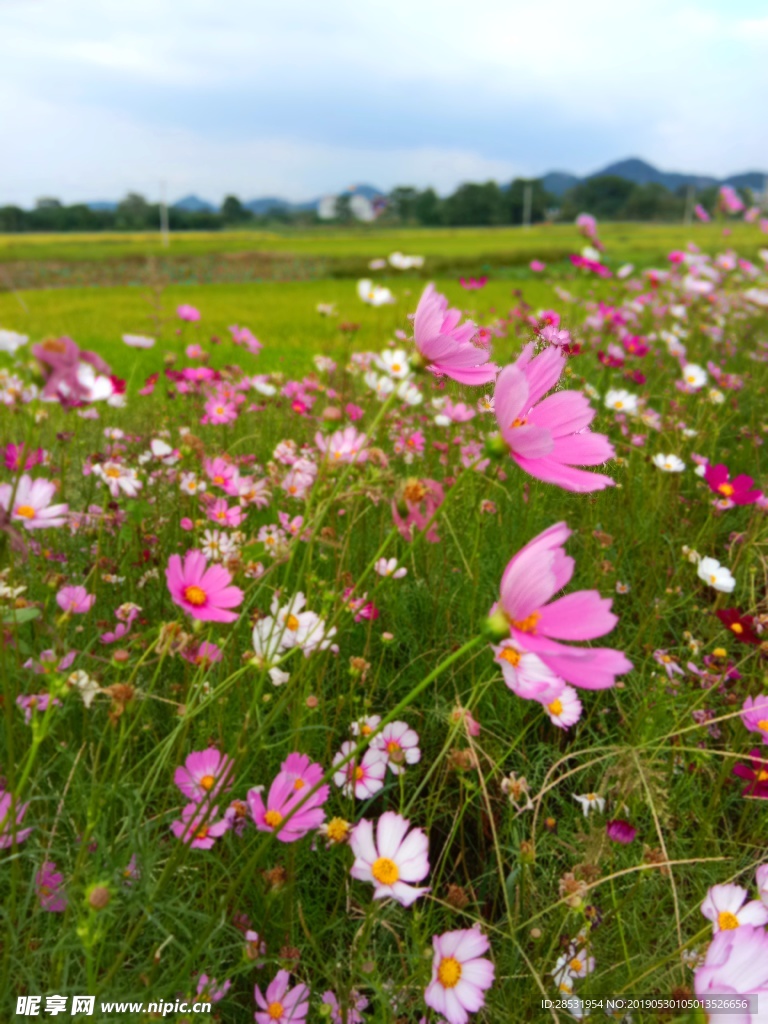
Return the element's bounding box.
[177,304,201,322]
[230,324,263,353]
[704,464,762,506]
[543,684,583,729]
[204,457,240,494]
[32,336,115,406]
[694,203,711,223]
[36,861,67,912]
[56,585,96,615]
[166,550,243,623]
[756,865,768,908]
[17,693,61,724]
[315,426,368,464]
[205,498,246,528]
[412,284,498,385]
[174,748,235,803]
[450,706,481,737]
[248,756,329,843]
[695,925,768,1019]
[371,721,421,775]
[350,811,430,907]
[530,260,546,272]
[493,344,615,492]
[0,792,33,847]
[3,444,45,472]
[333,742,387,799]
[741,696,768,744]
[204,397,238,425]
[701,883,768,933]
[170,803,230,849]
[254,970,309,1024]
[0,475,69,529]
[320,990,368,1024]
[492,641,566,703]
[492,522,632,690]
[196,975,231,1004]
[392,478,445,543]
[424,928,495,1024]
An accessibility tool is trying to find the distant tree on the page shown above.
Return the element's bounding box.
[221,195,250,224]
[334,193,354,225]
[35,197,62,210]
[501,179,552,225]
[0,206,27,231]
[561,176,635,220]
[443,181,503,226]
[623,182,683,221]
[388,186,420,223]
[116,193,153,230]
[414,188,442,226]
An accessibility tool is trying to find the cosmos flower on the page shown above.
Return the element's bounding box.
[733,749,768,799]
[375,558,407,578]
[370,720,421,775]
[424,928,495,1024]
[349,812,430,907]
[491,522,632,690]
[412,284,498,385]
[715,609,760,645]
[248,756,329,843]
[697,557,736,594]
[166,550,244,623]
[606,819,637,844]
[174,748,235,802]
[332,742,387,799]
[315,426,368,464]
[740,697,768,744]
[320,990,368,1024]
[695,926,768,1017]
[35,861,67,912]
[170,803,230,850]
[652,454,685,472]
[0,475,68,529]
[573,793,605,816]
[0,792,32,848]
[704,464,762,506]
[701,883,768,933]
[254,971,309,1024]
[55,585,95,614]
[493,344,615,492]
[177,304,201,322]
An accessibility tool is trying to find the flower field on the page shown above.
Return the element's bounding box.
[1,225,768,1022]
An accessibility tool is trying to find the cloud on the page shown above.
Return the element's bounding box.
[2,0,767,205]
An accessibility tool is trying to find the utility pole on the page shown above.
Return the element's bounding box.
[522,183,533,229]
[160,180,170,247]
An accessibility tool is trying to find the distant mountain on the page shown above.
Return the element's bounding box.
[244,197,294,215]
[244,183,384,216]
[541,171,581,197]
[723,171,767,191]
[172,195,217,213]
[586,157,717,191]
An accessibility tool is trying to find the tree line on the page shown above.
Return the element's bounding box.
[0,178,753,233]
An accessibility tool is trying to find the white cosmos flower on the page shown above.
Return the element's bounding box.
[573,792,605,816]
[652,454,686,472]
[682,363,708,390]
[363,371,395,400]
[357,279,394,306]
[377,349,410,379]
[0,329,29,354]
[349,811,430,907]
[396,379,423,406]
[701,883,768,933]
[375,558,407,579]
[697,557,736,593]
[122,333,155,349]
[604,389,638,414]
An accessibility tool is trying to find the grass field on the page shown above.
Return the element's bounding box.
[1,224,768,1021]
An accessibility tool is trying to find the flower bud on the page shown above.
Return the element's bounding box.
[482,609,510,642]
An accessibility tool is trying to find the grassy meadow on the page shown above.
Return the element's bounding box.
[1,222,768,1022]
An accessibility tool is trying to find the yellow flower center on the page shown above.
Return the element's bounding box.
[437,956,462,988]
[264,810,283,829]
[353,766,364,781]
[392,363,401,372]
[386,740,401,754]
[325,817,350,843]
[713,648,727,658]
[371,857,400,885]
[731,623,743,634]
[105,467,122,478]
[15,505,36,519]
[758,721,768,733]
[570,958,583,973]
[195,826,209,840]
[718,911,740,931]
[200,774,215,791]
[285,614,300,631]
[499,647,521,667]
[718,482,735,497]
[183,585,207,607]
[293,778,305,790]
[758,770,768,783]
[510,417,527,428]
[267,1002,284,1020]
[361,724,372,735]
[512,612,540,634]
[548,699,563,716]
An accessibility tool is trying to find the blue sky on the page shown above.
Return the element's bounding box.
[1,0,767,205]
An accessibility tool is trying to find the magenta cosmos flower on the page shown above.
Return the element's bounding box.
[492,522,632,691]
[174,748,235,802]
[35,861,67,912]
[56,585,95,614]
[493,344,615,492]
[254,970,309,1024]
[705,464,762,506]
[170,803,230,849]
[177,304,201,322]
[0,475,69,529]
[733,749,768,799]
[424,928,495,1024]
[695,925,768,1019]
[349,811,430,907]
[412,284,498,385]
[0,792,33,848]
[166,549,243,623]
[248,755,328,843]
[741,696,768,744]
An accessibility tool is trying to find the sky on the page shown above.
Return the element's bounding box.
[2,0,767,207]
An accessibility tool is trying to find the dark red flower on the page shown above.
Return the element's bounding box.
[733,748,768,799]
[715,608,761,645]
[606,819,637,844]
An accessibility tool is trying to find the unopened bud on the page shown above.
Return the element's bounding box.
[484,433,508,459]
[482,610,510,642]
[87,885,111,911]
